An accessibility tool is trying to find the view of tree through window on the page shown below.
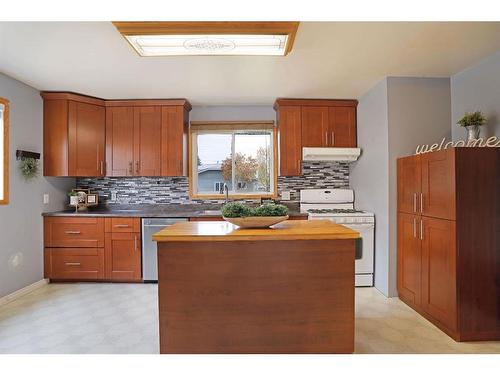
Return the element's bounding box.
[195,130,274,195]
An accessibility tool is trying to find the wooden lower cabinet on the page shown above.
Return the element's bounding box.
[421,217,457,332]
[104,217,142,281]
[105,232,142,281]
[44,216,142,282]
[397,213,421,306]
[45,247,105,280]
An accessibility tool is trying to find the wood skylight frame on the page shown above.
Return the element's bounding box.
[113,22,299,56]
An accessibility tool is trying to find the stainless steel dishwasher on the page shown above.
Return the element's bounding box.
[142,218,187,282]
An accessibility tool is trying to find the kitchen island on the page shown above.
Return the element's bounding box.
[153,219,359,354]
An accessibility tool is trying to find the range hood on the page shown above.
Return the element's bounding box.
[302,147,361,162]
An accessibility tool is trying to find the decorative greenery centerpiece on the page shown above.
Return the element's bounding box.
[457,111,487,142]
[221,202,289,228]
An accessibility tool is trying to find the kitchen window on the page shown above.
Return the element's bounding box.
[190,121,277,198]
[0,98,9,205]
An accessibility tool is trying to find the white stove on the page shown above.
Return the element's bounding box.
[300,189,375,287]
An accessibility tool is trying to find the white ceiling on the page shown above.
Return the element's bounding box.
[0,22,499,105]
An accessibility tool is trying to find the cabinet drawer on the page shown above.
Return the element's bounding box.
[46,247,105,280]
[105,217,140,233]
[44,217,105,247]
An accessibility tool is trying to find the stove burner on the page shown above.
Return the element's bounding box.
[307,208,364,214]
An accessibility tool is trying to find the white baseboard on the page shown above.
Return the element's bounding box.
[0,279,49,307]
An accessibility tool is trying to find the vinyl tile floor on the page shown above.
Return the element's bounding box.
[0,283,499,354]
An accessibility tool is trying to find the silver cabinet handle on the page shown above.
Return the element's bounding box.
[413,193,417,212]
[115,224,130,228]
[325,131,328,146]
[413,218,416,238]
[65,231,81,235]
[136,161,140,175]
[420,193,423,213]
[420,220,424,240]
[331,131,335,146]
[65,262,81,266]
[134,235,138,252]
[100,161,104,175]
[128,161,133,175]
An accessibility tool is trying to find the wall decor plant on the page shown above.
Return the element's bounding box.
[457,111,487,142]
[19,157,39,180]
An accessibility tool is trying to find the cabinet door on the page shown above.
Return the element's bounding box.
[421,148,456,220]
[106,107,135,176]
[328,106,356,147]
[397,155,421,214]
[301,106,329,147]
[105,232,142,281]
[421,217,457,331]
[161,106,187,176]
[68,101,105,176]
[134,106,161,176]
[397,213,422,306]
[278,106,302,176]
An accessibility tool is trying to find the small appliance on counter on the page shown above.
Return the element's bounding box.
[300,189,375,287]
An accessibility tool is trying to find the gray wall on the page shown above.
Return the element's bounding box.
[387,77,451,297]
[190,105,275,122]
[350,79,390,295]
[0,73,74,298]
[351,77,451,297]
[451,51,500,141]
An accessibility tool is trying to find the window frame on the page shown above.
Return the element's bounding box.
[189,121,278,199]
[0,97,9,205]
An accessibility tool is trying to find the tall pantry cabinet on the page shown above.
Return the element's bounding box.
[397,147,500,341]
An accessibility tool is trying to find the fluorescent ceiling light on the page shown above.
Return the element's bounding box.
[113,22,299,57]
[126,34,288,56]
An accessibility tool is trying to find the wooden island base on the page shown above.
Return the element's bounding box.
[154,220,358,354]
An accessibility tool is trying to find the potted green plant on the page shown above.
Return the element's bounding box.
[457,111,487,142]
[221,202,289,228]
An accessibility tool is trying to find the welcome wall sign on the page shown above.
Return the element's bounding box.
[415,136,500,155]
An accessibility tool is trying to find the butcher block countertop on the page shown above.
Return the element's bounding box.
[153,219,359,242]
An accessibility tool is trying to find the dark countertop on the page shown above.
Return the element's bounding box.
[41,202,307,219]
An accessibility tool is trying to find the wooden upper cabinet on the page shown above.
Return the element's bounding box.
[421,216,457,331]
[161,106,189,176]
[42,92,105,177]
[397,213,422,306]
[329,106,356,147]
[421,148,456,220]
[106,107,135,176]
[301,106,329,147]
[277,105,302,176]
[43,93,191,177]
[397,155,422,214]
[134,107,161,176]
[68,101,105,176]
[106,104,190,177]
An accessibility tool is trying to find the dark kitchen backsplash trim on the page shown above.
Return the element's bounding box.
[76,161,350,204]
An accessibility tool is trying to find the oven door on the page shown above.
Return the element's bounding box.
[309,216,374,286]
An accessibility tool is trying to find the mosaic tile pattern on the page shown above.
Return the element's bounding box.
[278,161,350,201]
[1,284,499,354]
[77,162,350,204]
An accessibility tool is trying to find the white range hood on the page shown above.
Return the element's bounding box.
[302,147,361,162]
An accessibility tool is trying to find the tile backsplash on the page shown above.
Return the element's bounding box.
[76,161,350,204]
